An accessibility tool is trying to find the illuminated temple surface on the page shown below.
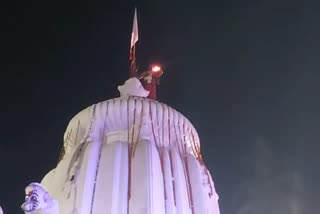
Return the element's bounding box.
[36,78,220,214]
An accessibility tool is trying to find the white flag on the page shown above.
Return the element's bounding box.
[130,8,138,48]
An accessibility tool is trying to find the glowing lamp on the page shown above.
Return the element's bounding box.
[151,65,162,73]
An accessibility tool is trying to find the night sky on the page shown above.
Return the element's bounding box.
[1,0,319,213]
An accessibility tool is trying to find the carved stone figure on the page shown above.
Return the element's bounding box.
[21,183,59,214]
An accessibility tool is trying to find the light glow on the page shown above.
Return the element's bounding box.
[151,65,162,73]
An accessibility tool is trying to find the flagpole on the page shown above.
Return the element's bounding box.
[128,7,164,100]
[130,45,137,77]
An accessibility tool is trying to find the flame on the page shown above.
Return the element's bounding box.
[151,65,161,73]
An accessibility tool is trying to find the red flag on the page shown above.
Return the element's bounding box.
[130,8,138,60]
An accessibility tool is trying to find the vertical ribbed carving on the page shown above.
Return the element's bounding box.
[77,139,101,214]
[162,148,176,214]
[91,142,128,214]
[170,149,191,214]
[129,141,165,213]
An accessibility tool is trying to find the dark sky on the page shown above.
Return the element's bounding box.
[1,0,319,213]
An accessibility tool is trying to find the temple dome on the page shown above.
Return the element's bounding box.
[62,96,202,160]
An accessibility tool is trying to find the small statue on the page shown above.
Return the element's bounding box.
[118,77,150,98]
[21,183,59,214]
